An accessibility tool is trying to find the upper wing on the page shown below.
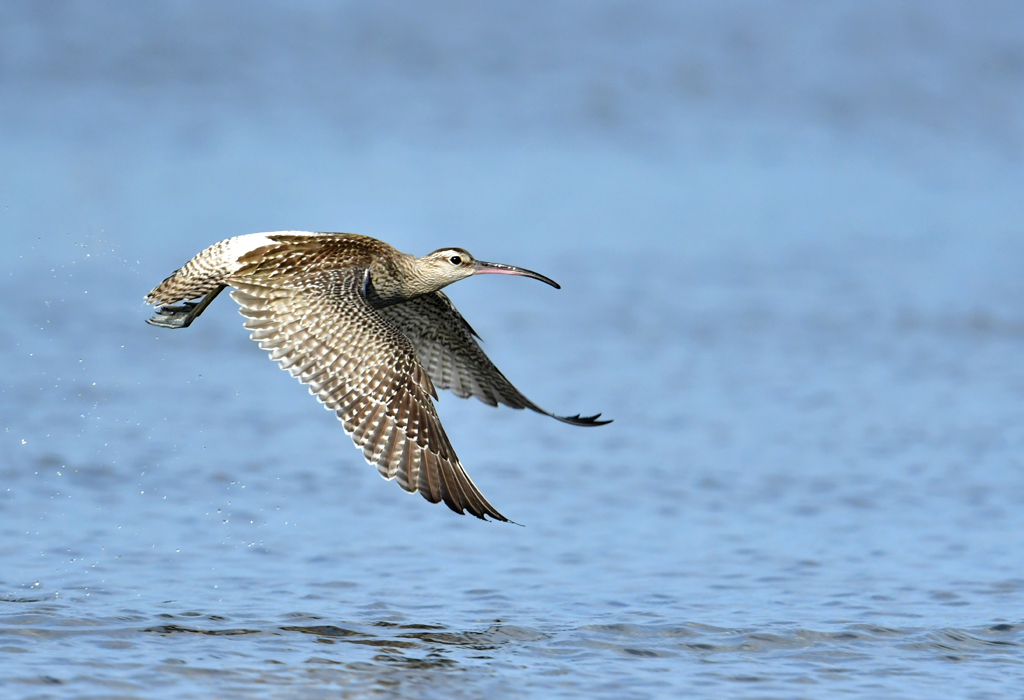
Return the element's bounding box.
[229,267,508,522]
[378,292,609,426]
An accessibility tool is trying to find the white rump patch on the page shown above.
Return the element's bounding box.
[224,231,320,265]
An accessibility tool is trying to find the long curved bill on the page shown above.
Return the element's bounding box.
[472,260,561,289]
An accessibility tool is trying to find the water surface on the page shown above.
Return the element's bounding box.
[2,2,1023,697]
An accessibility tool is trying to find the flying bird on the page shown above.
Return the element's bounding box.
[146,232,609,522]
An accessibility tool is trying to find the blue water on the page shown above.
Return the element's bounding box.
[2,2,1024,697]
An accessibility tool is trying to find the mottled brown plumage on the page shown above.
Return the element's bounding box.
[146,231,609,522]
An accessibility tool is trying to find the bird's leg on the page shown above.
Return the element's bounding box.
[146,285,226,329]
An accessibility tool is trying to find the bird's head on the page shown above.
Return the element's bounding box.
[407,248,561,295]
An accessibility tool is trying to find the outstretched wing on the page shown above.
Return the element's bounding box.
[378,292,609,426]
[229,268,508,522]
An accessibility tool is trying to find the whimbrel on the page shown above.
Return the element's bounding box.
[146,232,609,522]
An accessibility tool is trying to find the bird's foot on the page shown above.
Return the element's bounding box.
[146,302,198,329]
[145,285,226,329]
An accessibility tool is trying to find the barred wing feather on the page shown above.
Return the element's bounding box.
[229,268,508,522]
[379,292,609,426]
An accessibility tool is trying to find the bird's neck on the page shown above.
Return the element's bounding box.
[367,255,446,305]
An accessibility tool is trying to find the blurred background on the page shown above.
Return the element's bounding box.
[1,2,1023,698]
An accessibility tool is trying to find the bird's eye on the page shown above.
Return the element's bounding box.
[449,255,462,265]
